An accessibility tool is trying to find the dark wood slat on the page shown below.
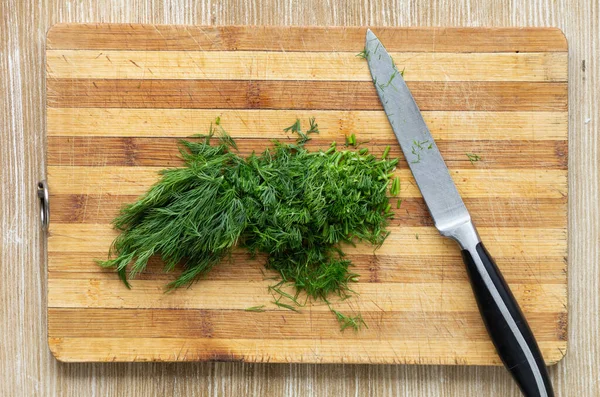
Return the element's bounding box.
[47,137,568,169]
[47,24,568,53]
[47,79,568,111]
[49,192,566,228]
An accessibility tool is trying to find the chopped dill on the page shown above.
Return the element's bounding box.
[346,133,357,146]
[413,139,430,150]
[382,145,391,160]
[411,149,421,163]
[396,198,402,209]
[98,119,399,331]
[283,119,302,134]
[307,117,319,134]
[415,233,419,240]
[268,283,301,305]
[410,139,431,163]
[356,47,369,60]
[245,305,266,312]
[390,177,400,196]
[379,70,398,91]
[272,300,300,313]
[466,153,482,164]
[332,308,367,331]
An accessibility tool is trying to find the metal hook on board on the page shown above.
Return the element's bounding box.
[38,180,49,231]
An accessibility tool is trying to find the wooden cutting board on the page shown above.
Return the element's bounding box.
[45,24,568,364]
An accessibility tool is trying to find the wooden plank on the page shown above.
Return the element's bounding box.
[46,79,568,111]
[48,252,567,285]
[46,50,568,82]
[46,24,569,53]
[49,194,567,228]
[48,308,567,341]
[47,109,568,140]
[47,223,567,257]
[47,337,566,364]
[47,137,568,169]
[47,166,568,198]
[47,278,566,313]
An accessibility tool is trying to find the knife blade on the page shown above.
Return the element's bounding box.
[365,29,554,397]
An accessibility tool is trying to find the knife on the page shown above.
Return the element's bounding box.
[364,29,554,397]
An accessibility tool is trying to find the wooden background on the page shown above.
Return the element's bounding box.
[1,0,597,395]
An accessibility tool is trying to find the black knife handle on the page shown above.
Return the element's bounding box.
[461,242,554,397]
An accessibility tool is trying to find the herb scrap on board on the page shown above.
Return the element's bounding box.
[466,153,482,164]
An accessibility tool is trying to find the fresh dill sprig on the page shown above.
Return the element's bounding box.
[245,305,266,312]
[390,177,400,196]
[285,118,318,144]
[345,133,357,146]
[378,70,398,91]
[466,153,482,164]
[272,300,300,313]
[326,301,367,332]
[283,119,302,134]
[98,119,399,331]
[356,47,369,60]
[410,139,431,164]
[307,117,319,134]
[382,145,390,160]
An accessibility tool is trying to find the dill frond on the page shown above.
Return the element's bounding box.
[356,47,369,60]
[466,153,482,164]
[245,305,266,312]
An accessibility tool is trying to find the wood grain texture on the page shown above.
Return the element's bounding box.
[47,79,568,110]
[46,24,569,52]
[1,1,597,396]
[45,24,568,366]
[46,50,567,81]
[47,108,569,140]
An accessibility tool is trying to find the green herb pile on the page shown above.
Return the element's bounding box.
[99,118,399,330]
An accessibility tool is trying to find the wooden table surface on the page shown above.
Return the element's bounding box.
[0,1,597,396]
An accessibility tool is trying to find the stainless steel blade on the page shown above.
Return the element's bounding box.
[365,29,471,236]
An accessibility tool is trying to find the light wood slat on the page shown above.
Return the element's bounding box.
[47,109,568,140]
[48,308,566,341]
[48,252,567,285]
[47,223,567,257]
[47,337,566,365]
[47,137,568,169]
[46,79,568,111]
[47,166,568,198]
[49,195,567,227]
[46,24,569,53]
[47,278,566,313]
[46,50,568,82]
